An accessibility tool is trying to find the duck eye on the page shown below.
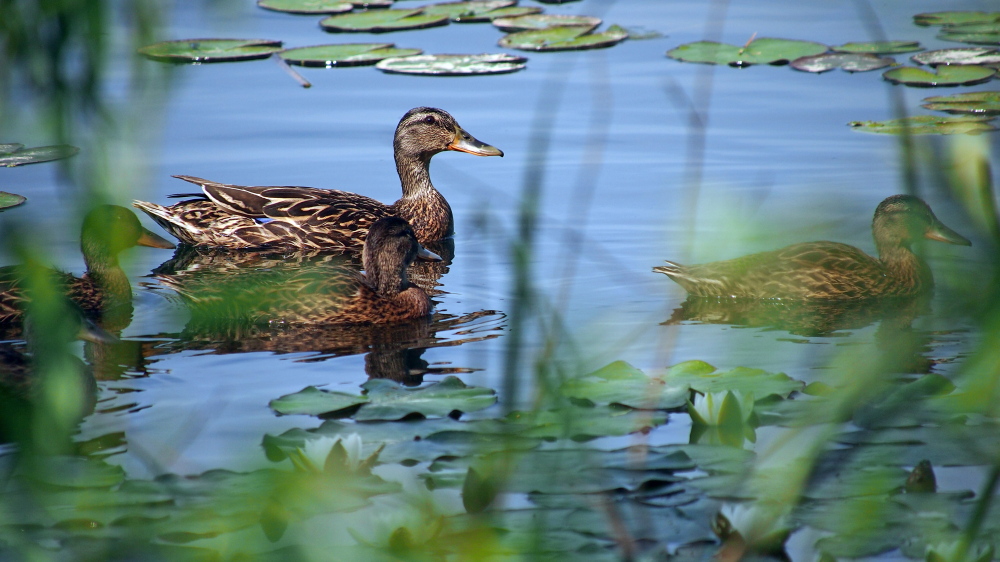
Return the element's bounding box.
[423,115,436,125]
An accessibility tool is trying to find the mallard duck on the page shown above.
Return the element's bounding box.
[0,205,175,330]
[654,195,971,300]
[156,216,441,325]
[133,107,503,251]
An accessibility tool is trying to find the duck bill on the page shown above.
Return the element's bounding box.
[78,317,119,344]
[925,221,972,246]
[137,227,177,249]
[417,245,442,262]
[448,126,503,157]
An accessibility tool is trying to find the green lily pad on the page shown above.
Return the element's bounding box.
[137,39,283,62]
[320,8,450,33]
[561,361,689,410]
[279,43,423,67]
[257,0,353,14]
[420,0,515,22]
[499,24,628,52]
[939,22,1000,46]
[668,364,803,399]
[667,38,829,67]
[832,41,921,54]
[848,115,997,135]
[491,14,600,33]
[26,456,126,488]
[270,376,496,420]
[451,5,540,23]
[883,64,996,86]
[922,91,1000,115]
[348,0,392,7]
[791,53,894,73]
[0,192,26,209]
[0,144,80,167]
[914,12,1000,27]
[375,53,527,75]
[912,47,1000,66]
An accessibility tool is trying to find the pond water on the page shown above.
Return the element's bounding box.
[2,0,1000,559]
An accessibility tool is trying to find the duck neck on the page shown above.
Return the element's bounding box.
[82,242,131,303]
[363,250,409,298]
[876,240,932,291]
[393,150,453,241]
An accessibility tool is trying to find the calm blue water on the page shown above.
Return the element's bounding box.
[2,0,997,486]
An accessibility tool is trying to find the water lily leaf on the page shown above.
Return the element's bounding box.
[348,0,392,7]
[667,38,828,67]
[420,0,515,22]
[26,456,126,488]
[375,53,527,75]
[451,5,540,23]
[320,9,450,32]
[137,39,283,62]
[353,376,496,420]
[561,361,690,410]
[0,143,24,154]
[832,41,921,54]
[492,13,600,33]
[912,47,1000,66]
[0,192,26,209]
[514,405,668,439]
[939,22,1000,46]
[270,385,369,416]
[0,144,79,167]
[848,115,997,135]
[257,0,353,14]
[922,91,1000,115]
[279,43,423,67]
[667,365,802,399]
[791,52,894,73]
[914,12,1000,27]
[883,65,996,86]
[499,24,628,52]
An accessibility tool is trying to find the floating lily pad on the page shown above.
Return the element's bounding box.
[492,13,600,33]
[883,64,996,86]
[667,364,803,399]
[912,47,1000,66]
[137,39,283,62]
[922,92,1000,115]
[499,24,627,52]
[420,0,515,22]
[832,41,921,55]
[939,22,1000,46]
[561,361,689,410]
[375,53,527,75]
[348,0,392,6]
[848,115,997,135]
[791,52,893,73]
[914,12,1000,27]
[320,8,450,32]
[667,38,828,67]
[257,0,353,14]
[279,43,423,66]
[0,144,80,167]
[0,192,26,210]
[451,5,540,23]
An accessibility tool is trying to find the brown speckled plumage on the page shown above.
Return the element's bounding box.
[156,217,439,325]
[133,107,502,252]
[654,195,971,300]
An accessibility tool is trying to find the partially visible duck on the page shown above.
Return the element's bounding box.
[156,216,441,325]
[133,107,503,252]
[654,195,971,300]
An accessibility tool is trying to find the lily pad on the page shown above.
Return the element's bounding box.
[499,24,628,52]
[270,386,368,416]
[561,361,689,410]
[848,115,997,135]
[667,364,803,399]
[832,41,921,55]
[492,14,600,33]
[667,38,828,67]
[922,91,1000,115]
[279,43,423,67]
[883,65,996,86]
[348,0,392,6]
[375,53,527,75]
[137,39,283,62]
[451,5,540,23]
[914,12,1000,27]
[420,0,515,22]
[791,53,893,73]
[0,192,26,210]
[0,144,80,167]
[912,47,1000,66]
[938,22,1000,46]
[257,0,353,14]
[320,8,450,32]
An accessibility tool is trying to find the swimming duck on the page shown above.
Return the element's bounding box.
[133,107,503,252]
[157,216,441,325]
[654,195,971,300]
[0,205,175,330]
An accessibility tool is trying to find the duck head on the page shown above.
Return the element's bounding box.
[363,216,441,296]
[872,194,971,252]
[82,205,175,263]
[394,107,503,162]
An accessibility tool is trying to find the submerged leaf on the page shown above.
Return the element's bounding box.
[912,47,1000,66]
[320,9,450,32]
[791,52,893,73]
[0,144,79,167]
[848,115,997,135]
[914,11,1000,27]
[499,24,628,52]
[922,91,1000,115]
[257,0,353,14]
[492,13,600,32]
[832,41,921,54]
[138,39,283,62]
[667,38,828,67]
[375,53,527,75]
[883,65,996,86]
[279,43,423,67]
